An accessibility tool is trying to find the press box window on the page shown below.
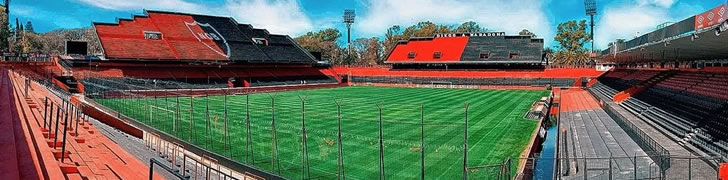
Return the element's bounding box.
[408,52,416,59]
[144,31,162,40]
[433,51,442,59]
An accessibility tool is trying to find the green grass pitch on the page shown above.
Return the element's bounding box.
[95,86,548,179]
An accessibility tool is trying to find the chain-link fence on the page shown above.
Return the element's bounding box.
[84,78,558,180]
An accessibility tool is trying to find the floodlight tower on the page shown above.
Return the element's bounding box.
[343,10,355,54]
[585,0,597,53]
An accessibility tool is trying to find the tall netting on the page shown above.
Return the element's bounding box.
[84,80,552,180]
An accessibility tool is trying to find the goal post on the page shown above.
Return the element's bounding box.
[149,105,176,131]
[429,81,454,89]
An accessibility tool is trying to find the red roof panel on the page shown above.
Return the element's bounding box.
[386,36,469,62]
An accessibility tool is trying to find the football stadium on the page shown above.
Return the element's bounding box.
[2,0,728,180]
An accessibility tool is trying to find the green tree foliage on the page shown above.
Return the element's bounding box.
[0,6,9,52]
[382,21,458,58]
[551,20,591,65]
[351,37,383,65]
[454,21,488,33]
[519,29,534,37]
[25,21,34,34]
[294,28,346,64]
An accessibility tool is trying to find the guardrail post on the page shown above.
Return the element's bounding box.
[688,155,692,180]
[43,97,48,129]
[53,106,61,149]
[608,157,612,180]
[61,109,69,162]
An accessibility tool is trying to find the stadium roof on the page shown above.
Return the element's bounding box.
[599,3,728,64]
[93,10,317,64]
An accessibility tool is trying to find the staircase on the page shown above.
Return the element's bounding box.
[56,76,80,94]
[613,71,677,103]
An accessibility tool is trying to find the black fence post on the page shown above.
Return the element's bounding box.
[299,95,311,180]
[420,104,425,180]
[206,95,211,150]
[75,107,80,137]
[335,99,345,180]
[189,97,195,142]
[463,103,469,180]
[61,109,69,162]
[165,96,170,132]
[269,94,281,175]
[377,102,385,180]
[53,106,61,149]
[246,93,254,164]
[224,95,231,157]
[176,96,180,136]
[43,97,48,129]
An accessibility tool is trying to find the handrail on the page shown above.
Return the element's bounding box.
[149,158,189,180]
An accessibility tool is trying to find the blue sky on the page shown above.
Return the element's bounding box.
[10,0,726,49]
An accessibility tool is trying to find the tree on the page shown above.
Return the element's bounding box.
[0,6,9,52]
[294,28,345,64]
[552,20,591,65]
[352,37,383,65]
[382,21,455,58]
[454,21,487,33]
[519,29,534,37]
[25,21,34,34]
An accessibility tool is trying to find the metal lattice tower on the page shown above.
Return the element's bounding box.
[585,0,597,53]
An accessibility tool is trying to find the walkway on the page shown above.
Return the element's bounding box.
[557,88,653,179]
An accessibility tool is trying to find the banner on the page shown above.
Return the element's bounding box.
[695,4,727,30]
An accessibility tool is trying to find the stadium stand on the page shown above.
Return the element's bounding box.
[94,10,316,63]
[0,68,168,179]
[592,68,728,161]
[386,32,544,65]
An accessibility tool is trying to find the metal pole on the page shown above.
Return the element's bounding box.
[176,96,180,136]
[269,94,281,175]
[584,158,588,180]
[75,107,80,137]
[53,106,61,149]
[190,97,195,143]
[246,93,254,164]
[165,96,170,132]
[299,96,311,179]
[206,95,211,149]
[336,100,345,180]
[60,109,69,162]
[688,156,692,180]
[634,155,637,180]
[420,104,425,180]
[43,97,48,129]
[463,104,469,180]
[377,102,385,180]
[608,157,612,180]
[224,95,230,157]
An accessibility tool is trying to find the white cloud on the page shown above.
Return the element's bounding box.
[636,0,676,8]
[224,0,314,36]
[76,0,315,36]
[356,0,553,44]
[76,0,206,14]
[595,0,702,49]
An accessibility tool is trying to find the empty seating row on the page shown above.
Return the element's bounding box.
[596,70,728,161]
